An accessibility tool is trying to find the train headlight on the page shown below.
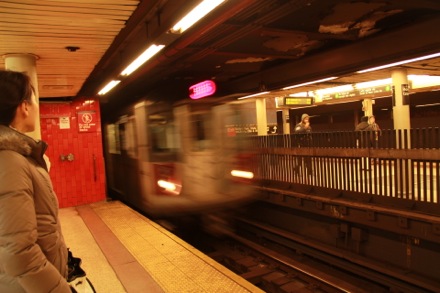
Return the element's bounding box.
[230,170,254,179]
[157,180,181,195]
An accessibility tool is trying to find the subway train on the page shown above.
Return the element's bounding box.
[103,97,259,218]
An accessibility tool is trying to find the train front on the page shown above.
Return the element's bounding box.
[108,99,261,218]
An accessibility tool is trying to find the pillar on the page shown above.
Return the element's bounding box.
[362,98,373,117]
[255,97,267,136]
[391,68,411,197]
[391,68,411,130]
[4,53,41,140]
[282,108,290,134]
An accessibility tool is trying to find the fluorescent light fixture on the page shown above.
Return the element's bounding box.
[415,102,440,108]
[121,44,165,76]
[231,170,254,179]
[357,52,440,73]
[355,78,391,89]
[408,74,440,89]
[282,76,338,90]
[238,91,269,100]
[98,80,121,95]
[171,0,225,33]
[289,91,311,97]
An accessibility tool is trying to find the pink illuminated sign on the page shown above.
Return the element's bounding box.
[189,80,216,99]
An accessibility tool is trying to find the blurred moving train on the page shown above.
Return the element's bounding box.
[103,98,259,218]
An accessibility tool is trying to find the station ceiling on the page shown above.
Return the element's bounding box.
[1,0,439,115]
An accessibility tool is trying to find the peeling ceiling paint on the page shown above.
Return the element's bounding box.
[226,57,273,64]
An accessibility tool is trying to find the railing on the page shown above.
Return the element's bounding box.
[245,128,440,204]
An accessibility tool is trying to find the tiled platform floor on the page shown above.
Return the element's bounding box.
[60,200,263,293]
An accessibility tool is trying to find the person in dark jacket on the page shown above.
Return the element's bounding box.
[294,113,312,146]
[294,113,312,134]
[355,116,370,148]
[0,70,71,292]
[294,113,312,176]
[368,115,381,148]
[355,116,369,131]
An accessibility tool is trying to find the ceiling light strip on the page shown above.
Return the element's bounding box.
[238,91,270,100]
[98,80,121,95]
[121,44,165,76]
[282,77,338,90]
[171,0,225,33]
[357,52,440,73]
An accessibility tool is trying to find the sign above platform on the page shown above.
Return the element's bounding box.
[189,80,216,99]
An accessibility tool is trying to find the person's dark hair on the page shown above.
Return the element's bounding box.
[0,70,35,126]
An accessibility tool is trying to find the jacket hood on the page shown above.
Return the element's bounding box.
[0,125,48,170]
[0,125,33,155]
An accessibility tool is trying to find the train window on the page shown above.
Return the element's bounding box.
[149,113,179,153]
[191,113,212,151]
[123,118,137,158]
[106,124,121,154]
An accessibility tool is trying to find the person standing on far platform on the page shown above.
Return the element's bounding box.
[294,113,312,136]
[355,116,370,148]
[368,115,381,166]
[355,116,369,131]
[368,115,381,149]
[0,70,72,292]
[294,113,312,176]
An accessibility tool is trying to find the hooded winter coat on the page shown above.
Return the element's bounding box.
[355,116,370,131]
[0,125,70,293]
[294,114,311,134]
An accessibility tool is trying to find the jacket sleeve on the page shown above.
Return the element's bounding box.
[0,152,71,293]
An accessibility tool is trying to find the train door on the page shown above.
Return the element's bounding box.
[39,100,106,208]
[104,114,141,205]
[117,116,141,205]
[136,102,181,197]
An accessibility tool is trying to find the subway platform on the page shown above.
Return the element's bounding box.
[60,200,263,293]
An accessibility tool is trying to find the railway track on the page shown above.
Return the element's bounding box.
[201,214,436,293]
[164,215,379,292]
[159,205,438,293]
[207,229,381,292]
